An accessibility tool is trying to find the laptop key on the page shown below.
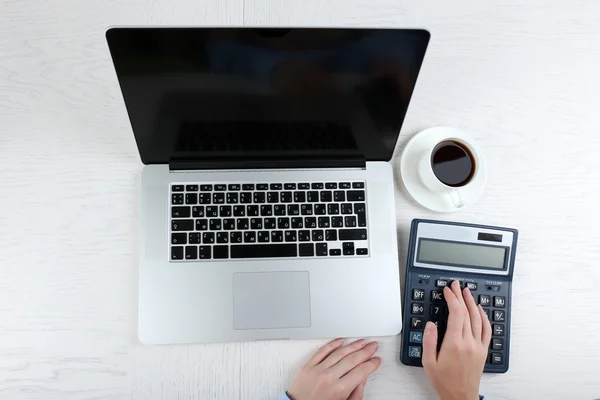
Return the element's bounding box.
[244,231,256,243]
[172,233,187,244]
[298,230,311,242]
[172,219,194,231]
[270,183,282,190]
[253,192,266,203]
[343,242,355,256]
[247,205,259,216]
[267,192,279,203]
[320,191,332,202]
[250,218,263,230]
[344,216,357,227]
[271,231,284,242]
[318,217,330,228]
[220,206,232,217]
[327,204,339,215]
[277,217,290,229]
[172,194,184,204]
[355,203,367,227]
[199,246,211,259]
[325,229,337,241]
[223,218,236,230]
[331,216,344,227]
[298,183,310,189]
[185,246,198,260]
[192,206,204,217]
[294,191,306,203]
[202,232,215,244]
[325,182,337,189]
[312,230,324,241]
[240,192,252,204]
[226,193,238,204]
[307,191,319,202]
[213,193,225,204]
[333,191,346,202]
[285,230,297,242]
[316,243,328,256]
[231,244,297,258]
[260,205,273,216]
[213,245,229,259]
[216,232,229,243]
[258,231,270,242]
[206,206,218,218]
[214,184,226,191]
[301,204,313,215]
[237,218,249,230]
[200,184,212,191]
[280,192,293,203]
[352,182,365,189]
[188,233,200,244]
[299,243,314,257]
[347,190,365,202]
[171,246,184,260]
[186,185,199,191]
[256,184,268,190]
[233,205,245,217]
[311,183,324,189]
[329,249,341,256]
[172,185,184,192]
[199,193,211,204]
[274,205,286,216]
[172,206,191,218]
[339,182,351,189]
[230,232,242,243]
[287,204,300,215]
[196,219,208,231]
[291,217,303,229]
[339,229,368,241]
[341,203,353,214]
[242,184,255,191]
[209,219,222,231]
[185,193,198,205]
[284,183,296,190]
[314,204,326,215]
[228,184,240,191]
[305,217,317,229]
[356,248,368,255]
[264,218,276,229]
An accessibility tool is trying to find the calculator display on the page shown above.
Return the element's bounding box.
[417,239,507,269]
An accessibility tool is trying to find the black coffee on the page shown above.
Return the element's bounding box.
[431,141,475,187]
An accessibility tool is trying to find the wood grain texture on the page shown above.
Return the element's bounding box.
[1,0,600,399]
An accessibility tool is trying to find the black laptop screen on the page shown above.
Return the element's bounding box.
[106,28,430,165]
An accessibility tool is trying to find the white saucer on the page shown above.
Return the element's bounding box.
[400,126,487,212]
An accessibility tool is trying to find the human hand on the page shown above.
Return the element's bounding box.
[422,280,492,400]
[287,338,381,400]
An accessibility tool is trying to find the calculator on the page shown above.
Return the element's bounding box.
[400,219,518,373]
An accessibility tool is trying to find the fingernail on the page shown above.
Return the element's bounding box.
[355,338,366,345]
[333,338,344,344]
[425,321,436,330]
[368,341,379,349]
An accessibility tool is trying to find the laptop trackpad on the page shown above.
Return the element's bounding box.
[233,271,311,330]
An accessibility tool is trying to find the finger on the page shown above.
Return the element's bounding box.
[305,338,345,367]
[463,287,482,340]
[450,281,472,338]
[321,339,368,368]
[422,321,438,370]
[443,286,465,336]
[330,341,378,376]
[347,378,367,400]
[340,357,381,396]
[479,305,492,346]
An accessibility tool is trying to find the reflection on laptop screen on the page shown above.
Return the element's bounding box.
[106,28,430,164]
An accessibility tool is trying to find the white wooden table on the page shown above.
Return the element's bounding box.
[2,0,600,399]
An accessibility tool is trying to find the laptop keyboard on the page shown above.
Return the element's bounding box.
[170,182,369,261]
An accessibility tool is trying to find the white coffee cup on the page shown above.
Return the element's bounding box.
[417,137,481,209]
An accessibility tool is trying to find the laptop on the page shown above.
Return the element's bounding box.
[106,27,430,344]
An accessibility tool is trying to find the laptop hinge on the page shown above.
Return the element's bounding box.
[169,157,366,171]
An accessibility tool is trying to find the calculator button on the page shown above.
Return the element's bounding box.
[431,290,444,302]
[409,331,423,344]
[410,317,424,329]
[435,279,448,287]
[412,288,425,301]
[482,308,491,320]
[493,310,506,322]
[430,304,446,318]
[493,324,505,336]
[487,285,501,291]
[494,296,506,308]
[479,295,491,306]
[465,282,478,291]
[490,353,503,364]
[411,303,425,315]
[408,346,422,358]
[491,338,504,350]
[418,279,430,284]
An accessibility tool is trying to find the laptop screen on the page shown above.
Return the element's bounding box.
[106,28,430,165]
